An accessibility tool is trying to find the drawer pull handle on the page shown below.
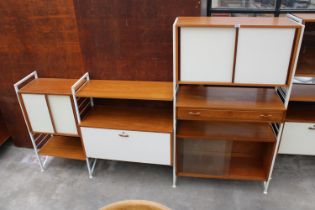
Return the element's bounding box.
[260,114,272,118]
[119,133,129,138]
[188,111,201,116]
[308,127,315,130]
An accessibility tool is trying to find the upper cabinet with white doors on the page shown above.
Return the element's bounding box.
[19,78,79,136]
[174,17,302,86]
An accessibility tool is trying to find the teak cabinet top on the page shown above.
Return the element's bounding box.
[19,78,76,95]
[76,80,173,101]
[292,13,315,23]
[175,17,301,28]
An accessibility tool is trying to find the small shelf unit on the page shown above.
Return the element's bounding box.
[72,74,174,177]
[173,16,303,193]
[14,72,86,173]
[279,14,315,156]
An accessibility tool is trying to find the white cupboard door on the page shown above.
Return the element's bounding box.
[279,122,315,155]
[22,94,54,133]
[234,28,295,85]
[180,27,236,83]
[47,95,78,135]
[80,127,171,165]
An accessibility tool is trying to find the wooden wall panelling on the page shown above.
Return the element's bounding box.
[73,0,201,81]
[0,0,84,147]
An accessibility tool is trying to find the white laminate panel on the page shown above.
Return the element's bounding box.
[234,28,295,85]
[80,127,171,165]
[180,27,236,83]
[279,122,315,155]
[22,94,54,133]
[47,95,78,135]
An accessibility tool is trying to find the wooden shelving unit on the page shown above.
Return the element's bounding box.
[173,16,302,193]
[279,14,315,156]
[39,136,85,160]
[15,72,86,173]
[73,75,174,177]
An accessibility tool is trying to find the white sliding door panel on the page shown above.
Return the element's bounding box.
[180,27,236,82]
[22,94,54,133]
[48,95,78,135]
[235,28,295,85]
[81,127,171,165]
[279,123,315,155]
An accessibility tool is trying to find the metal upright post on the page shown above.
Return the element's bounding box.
[263,21,305,194]
[14,71,45,172]
[172,18,178,188]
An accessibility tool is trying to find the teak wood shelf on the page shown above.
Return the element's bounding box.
[76,80,173,101]
[39,136,85,160]
[177,121,276,142]
[177,86,285,111]
[290,84,315,102]
[80,105,172,133]
[286,102,315,123]
[177,156,267,181]
[20,78,77,95]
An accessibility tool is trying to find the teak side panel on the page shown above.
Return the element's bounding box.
[176,86,285,111]
[76,80,173,101]
[19,78,77,95]
[80,105,173,133]
[177,121,276,142]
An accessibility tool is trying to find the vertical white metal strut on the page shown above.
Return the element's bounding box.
[14,71,45,171]
[172,18,178,188]
[263,19,305,194]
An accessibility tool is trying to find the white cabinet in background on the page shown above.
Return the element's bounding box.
[279,122,315,155]
[81,127,171,166]
[47,95,78,135]
[234,28,295,85]
[22,94,54,133]
[180,27,236,83]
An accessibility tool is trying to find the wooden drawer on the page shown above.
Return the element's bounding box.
[80,127,171,165]
[279,122,315,155]
[177,108,285,122]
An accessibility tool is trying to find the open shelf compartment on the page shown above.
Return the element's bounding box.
[290,84,315,102]
[80,102,173,133]
[177,86,285,111]
[177,121,276,143]
[39,135,85,160]
[177,138,274,181]
[286,102,315,123]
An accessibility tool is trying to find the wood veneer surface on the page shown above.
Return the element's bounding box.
[80,105,173,133]
[77,80,173,101]
[177,121,276,142]
[19,78,77,95]
[177,86,285,111]
[286,102,315,123]
[293,13,315,23]
[176,17,301,28]
[290,84,315,102]
[39,135,85,160]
